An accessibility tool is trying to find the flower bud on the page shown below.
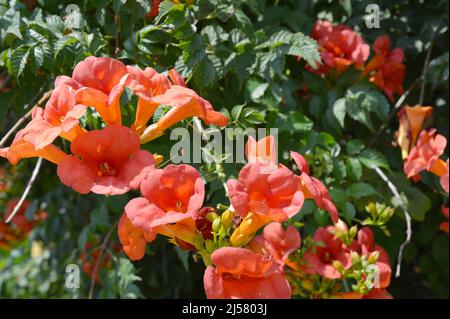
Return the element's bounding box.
[332,260,345,274]
[368,251,380,264]
[212,217,221,232]
[221,210,235,229]
[206,212,219,223]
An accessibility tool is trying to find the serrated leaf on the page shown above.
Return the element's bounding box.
[10,46,30,77]
[33,46,44,68]
[359,149,389,170]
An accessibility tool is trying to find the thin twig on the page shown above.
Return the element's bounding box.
[5,158,43,223]
[88,220,118,299]
[419,43,433,105]
[374,167,412,278]
[0,89,53,148]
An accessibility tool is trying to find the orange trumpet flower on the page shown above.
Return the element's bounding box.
[364,35,405,101]
[20,84,87,150]
[203,247,291,299]
[57,125,155,195]
[403,129,447,179]
[0,128,67,165]
[120,164,205,259]
[251,222,301,271]
[125,65,171,133]
[291,151,339,223]
[118,213,156,261]
[66,56,128,126]
[397,105,433,159]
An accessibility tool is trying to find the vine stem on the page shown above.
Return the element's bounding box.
[88,219,118,299]
[5,157,43,223]
[374,167,412,278]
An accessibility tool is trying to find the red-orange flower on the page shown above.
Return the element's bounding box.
[57,125,154,195]
[118,213,156,261]
[364,35,405,101]
[0,128,67,165]
[140,84,228,143]
[303,226,352,279]
[349,227,392,288]
[291,152,339,223]
[203,247,291,299]
[20,84,87,150]
[146,0,162,19]
[120,164,205,259]
[251,222,301,270]
[0,199,46,249]
[440,206,449,235]
[403,129,447,179]
[310,20,370,74]
[397,105,433,159]
[125,66,171,133]
[63,56,128,126]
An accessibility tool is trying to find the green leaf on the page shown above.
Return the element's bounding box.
[346,157,363,181]
[359,149,390,170]
[192,57,217,89]
[10,46,30,77]
[33,46,44,68]
[332,98,346,127]
[346,182,377,199]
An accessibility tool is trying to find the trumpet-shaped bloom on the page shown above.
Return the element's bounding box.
[403,129,447,178]
[227,136,304,224]
[251,222,301,270]
[203,247,291,299]
[349,227,391,288]
[364,35,405,100]
[0,128,67,165]
[118,213,156,261]
[397,105,433,159]
[140,85,228,143]
[303,226,352,279]
[245,135,277,164]
[310,20,369,74]
[440,207,449,235]
[69,56,128,125]
[125,66,171,133]
[21,84,86,150]
[57,125,154,195]
[124,164,204,239]
[227,161,304,222]
[291,152,339,223]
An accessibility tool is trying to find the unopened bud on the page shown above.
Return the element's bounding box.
[349,226,358,239]
[332,260,345,273]
[206,212,219,223]
[221,210,235,229]
[212,217,221,232]
[368,251,380,264]
[351,251,360,264]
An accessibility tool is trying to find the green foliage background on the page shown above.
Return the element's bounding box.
[0,0,448,298]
